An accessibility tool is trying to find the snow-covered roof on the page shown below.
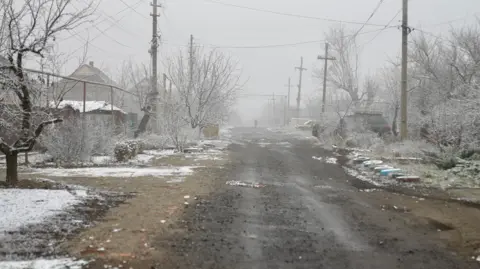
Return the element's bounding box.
[53,100,126,114]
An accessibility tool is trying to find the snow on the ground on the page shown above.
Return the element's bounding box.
[143,149,178,156]
[25,166,198,178]
[312,156,338,164]
[198,139,230,150]
[130,154,155,164]
[0,189,81,233]
[91,155,113,165]
[343,167,385,187]
[0,152,51,166]
[0,258,88,269]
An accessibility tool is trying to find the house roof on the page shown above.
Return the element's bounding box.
[61,62,116,85]
[53,100,126,114]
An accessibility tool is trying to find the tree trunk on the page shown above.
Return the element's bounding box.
[392,105,399,137]
[6,152,19,185]
[134,113,151,138]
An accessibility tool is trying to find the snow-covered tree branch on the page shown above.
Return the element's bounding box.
[166,46,241,130]
[0,0,95,185]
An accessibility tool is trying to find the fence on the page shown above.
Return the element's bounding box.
[23,68,143,135]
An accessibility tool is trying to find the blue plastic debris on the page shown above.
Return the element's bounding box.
[380,168,402,176]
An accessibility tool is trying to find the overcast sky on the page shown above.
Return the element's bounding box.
[54,0,480,121]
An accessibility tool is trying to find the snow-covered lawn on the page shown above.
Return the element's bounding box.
[0,189,82,233]
[0,152,52,166]
[0,258,87,269]
[24,166,198,178]
[143,149,178,156]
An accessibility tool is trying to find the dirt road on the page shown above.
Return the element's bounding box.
[156,127,480,268]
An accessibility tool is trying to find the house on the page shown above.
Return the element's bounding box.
[54,100,126,131]
[56,61,117,103]
[54,61,141,131]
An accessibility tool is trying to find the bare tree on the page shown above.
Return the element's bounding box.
[166,46,241,131]
[117,60,150,112]
[314,25,361,103]
[0,0,95,185]
[402,20,480,151]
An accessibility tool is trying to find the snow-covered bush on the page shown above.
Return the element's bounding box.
[374,140,438,158]
[114,140,144,162]
[345,130,384,149]
[39,118,116,164]
[140,133,170,150]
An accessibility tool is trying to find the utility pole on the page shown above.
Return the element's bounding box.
[295,57,307,118]
[285,77,294,125]
[150,0,160,131]
[272,92,276,125]
[400,0,409,140]
[317,43,336,113]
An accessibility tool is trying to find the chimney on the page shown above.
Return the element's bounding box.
[89,61,94,67]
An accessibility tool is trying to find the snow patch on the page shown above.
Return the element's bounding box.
[91,155,113,165]
[0,189,80,233]
[343,167,384,187]
[25,166,198,178]
[143,149,178,156]
[0,258,87,269]
[312,156,337,164]
[131,154,155,164]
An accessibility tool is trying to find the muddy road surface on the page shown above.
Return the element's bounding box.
[158,127,480,269]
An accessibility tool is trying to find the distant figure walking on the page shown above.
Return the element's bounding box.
[254,120,258,128]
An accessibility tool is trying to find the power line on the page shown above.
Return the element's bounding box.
[204,0,389,27]
[92,24,134,48]
[421,13,479,28]
[118,0,150,19]
[358,8,402,50]
[351,0,386,40]
[162,27,394,50]
[80,0,144,38]
[66,3,145,57]
[59,0,144,43]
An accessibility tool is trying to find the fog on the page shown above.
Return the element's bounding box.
[51,0,479,123]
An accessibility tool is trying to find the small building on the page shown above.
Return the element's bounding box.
[54,100,127,131]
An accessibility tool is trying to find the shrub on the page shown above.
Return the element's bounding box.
[114,140,144,162]
[140,133,170,150]
[39,118,116,164]
[345,130,384,149]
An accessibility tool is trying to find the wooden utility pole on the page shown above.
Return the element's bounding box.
[400,0,409,140]
[284,77,294,124]
[317,43,336,113]
[272,92,276,125]
[134,0,161,137]
[150,0,161,131]
[295,57,307,118]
